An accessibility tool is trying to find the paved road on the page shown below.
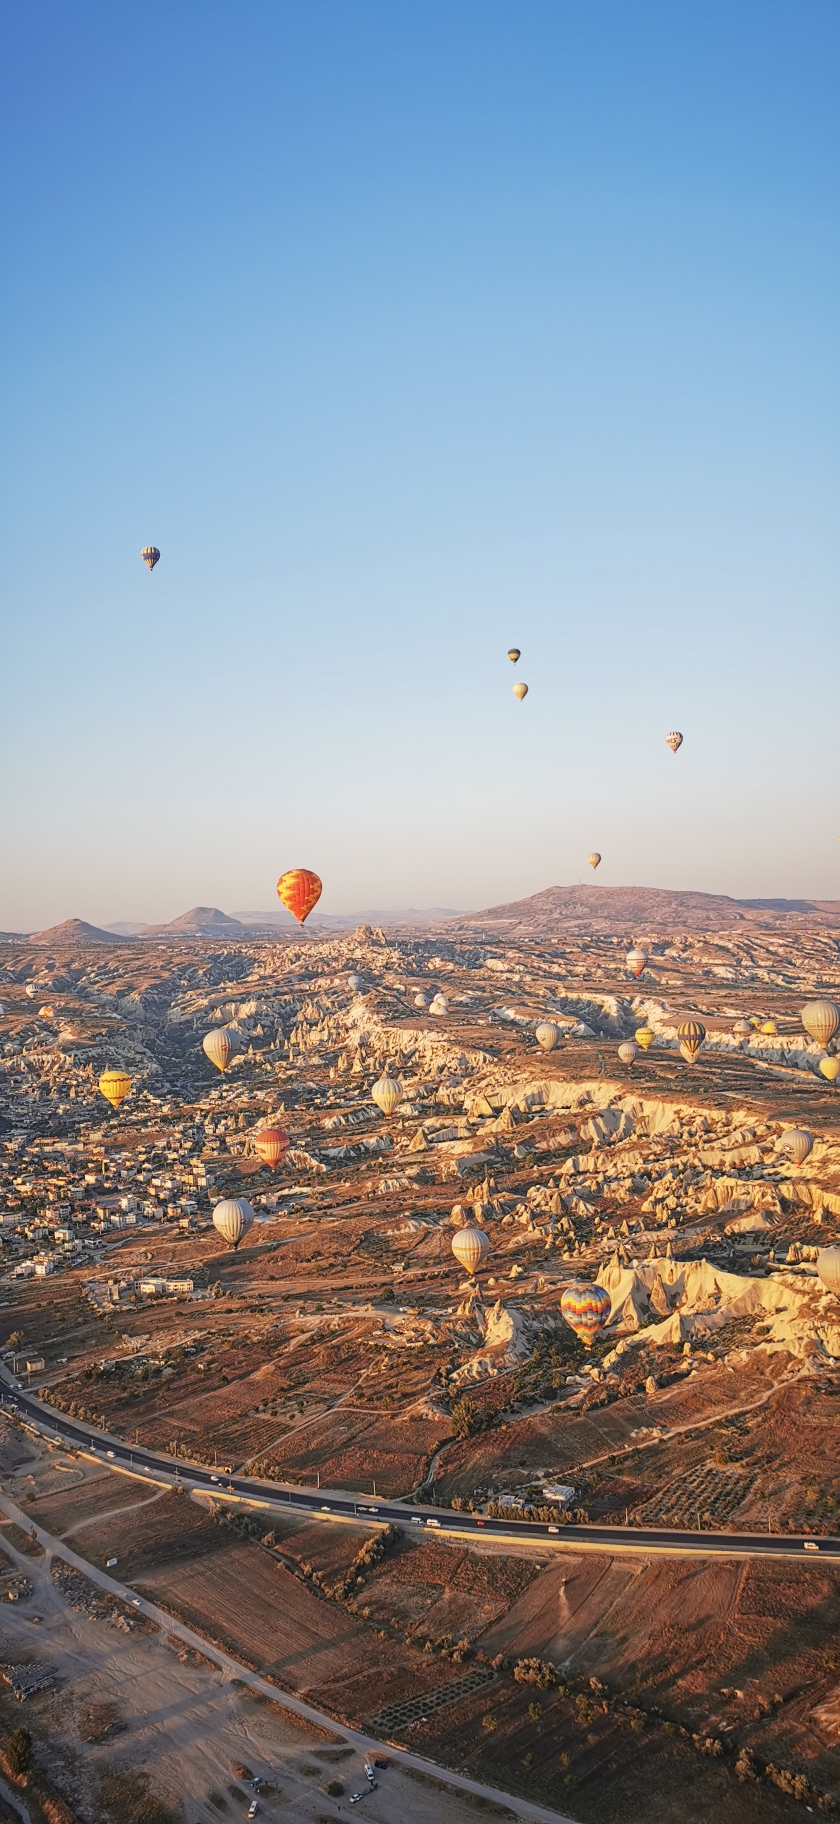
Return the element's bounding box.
[2,1371,838,1565]
[0,1484,579,1824]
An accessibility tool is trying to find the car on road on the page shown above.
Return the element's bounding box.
[132,1598,141,1607]
[804,1540,820,1552]
[248,1802,258,1818]
[106,1449,115,1458]
[425,1518,441,1528]
[410,1516,423,1525]
[349,1794,365,1805]
[210,1475,219,1482]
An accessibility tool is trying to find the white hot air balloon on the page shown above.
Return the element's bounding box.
[733,1018,752,1038]
[414,991,429,1008]
[513,681,529,701]
[212,1197,255,1250]
[535,1022,561,1052]
[203,1027,241,1074]
[817,1246,840,1297]
[451,1222,490,1276]
[625,948,646,978]
[617,1041,637,1067]
[801,1001,840,1050]
[372,1069,401,1116]
[347,973,362,992]
[429,994,448,1016]
[778,1129,813,1166]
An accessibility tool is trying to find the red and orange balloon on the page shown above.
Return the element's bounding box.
[276,869,322,925]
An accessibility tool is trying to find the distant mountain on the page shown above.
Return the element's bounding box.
[307,907,468,930]
[451,884,840,936]
[105,921,153,936]
[27,918,129,944]
[142,906,254,938]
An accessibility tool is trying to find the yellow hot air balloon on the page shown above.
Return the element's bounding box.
[818,1246,840,1296]
[635,1026,654,1052]
[820,1057,840,1083]
[99,1070,131,1110]
[513,681,528,701]
[508,648,521,663]
[141,546,160,572]
[801,1001,840,1049]
[677,1018,705,1064]
[451,1222,490,1276]
[587,853,601,871]
[371,1069,401,1116]
[761,1019,778,1036]
[203,1028,241,1073]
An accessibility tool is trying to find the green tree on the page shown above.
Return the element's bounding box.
[7,1726,32,1773]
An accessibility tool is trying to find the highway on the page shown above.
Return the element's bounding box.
[2,1374,838,1564]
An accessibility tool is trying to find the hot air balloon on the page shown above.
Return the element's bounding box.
[588,853,601,871]
[372,1070,401,1116]
[635,1026,655,1052]
[818,1247,840,1296]
[513,682,529,701]
[508,648,521,663]
[626,948,646,978]
[761,1019,778,1036]
[733,1019,752,1038]
[212,1197,255,1250]
[535,1022,561,1052]
[778,1129,813,1165]
[203,1028,241,1074]
[666,731,683,754]
[677,1019,705,1064]
[801,1001,840,1049]
[347,973,362,992]
[451,1222,490,1276]
[98,1070,131,1110]
[37,1005,55,1019]
[414,991,429,1008]
[253,1127,290,1167]
[560,1281,611,1347]
[820,1057,840,1083]
[276,868,322,925]
[429,993,448,1016]
[618,1041,637,1067]
[141,546,160,572]
[25,983,37,998]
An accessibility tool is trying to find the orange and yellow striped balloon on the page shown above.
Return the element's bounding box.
[99,1070,131,1110]
[560,1281,611,1347]
[276,868,322,925]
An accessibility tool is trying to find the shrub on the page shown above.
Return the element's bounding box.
[6,1727,32,1774]
[326,1781,343,1797]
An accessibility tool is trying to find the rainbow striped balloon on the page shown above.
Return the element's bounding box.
[560,1281,611,1347]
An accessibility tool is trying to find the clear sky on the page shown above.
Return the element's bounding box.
[1,1,838,932]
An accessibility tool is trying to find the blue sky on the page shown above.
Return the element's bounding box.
[2,1,838,930]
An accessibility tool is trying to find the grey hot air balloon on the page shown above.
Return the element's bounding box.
[778,1129,813,1165]
[535,1021,561,1052]
[203,1027,241,1074]
[212,1197,255,1250]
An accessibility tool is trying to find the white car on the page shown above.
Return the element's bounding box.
[248,1803,258,1819]
[107,1449,115,1458]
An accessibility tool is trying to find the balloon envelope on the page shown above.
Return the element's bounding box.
[141,546,160,571]
[372,1071,401,1116]
[535,1021,562,1052]
[347,974,362,992]
[507,648,521,663]
[560,1281,611,1347]
[618,1041,637,1066]
[203,1028,240,1074]
[98,1070,131,1110]
[253,1127,290,1167]
[778,1129,813,1165]
[733,1019,752,1038]
[801,1000,840,1049]
[818,1246,840,1296]
[587,853,601,871]
[513,682,528,700]
[820,1057,840,1082]
[276,868,323,925]
[212,1197,255,1250]
[414,992,428,1008]
[451,1224,490,1275]
[677,1018,705,1063]
[666,730,683,753]
[634,1026,654,1052]
[626,948,646,977]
